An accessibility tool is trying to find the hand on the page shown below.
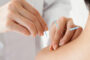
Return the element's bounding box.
[49,17,83,51]
[0,0,48,36]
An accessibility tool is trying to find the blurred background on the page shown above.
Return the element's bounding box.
[0,0,89,60]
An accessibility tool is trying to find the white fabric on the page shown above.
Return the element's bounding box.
[70,0,88,28]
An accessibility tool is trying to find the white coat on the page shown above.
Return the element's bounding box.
[0,0,78,60]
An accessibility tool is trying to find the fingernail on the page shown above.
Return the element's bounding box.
[49,45,53,51]
[33,34,36,37]
[60,41,65,46]
[38,32,40,36]
[40,32,44,36]
[45,26,48,31]
[53,44,58,50]
[42,32,44,36]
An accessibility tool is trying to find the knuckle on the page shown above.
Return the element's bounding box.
[68,18,73,24]
[67,24,74,30]
[60,17,67,22]
[67,21,74,29]
[70,24,74,28]
[27,22,34,28]
[68,18,73,20]
[68,18,73,22]
[58,17,67,24]
[23,19,35,29]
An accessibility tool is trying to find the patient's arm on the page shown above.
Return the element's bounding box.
[36,36,90,60]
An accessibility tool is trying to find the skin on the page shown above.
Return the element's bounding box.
[36,14,90,60]
[0,0,48,37]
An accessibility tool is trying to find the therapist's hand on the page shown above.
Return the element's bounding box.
[0,0,48,36]
[49,17,83,51]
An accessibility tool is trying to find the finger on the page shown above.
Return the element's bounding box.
[49,22,56,40]
[7,20,30,36]
[49,23,56,51]
[71,26,83,40]
[51,17,68,50]
[8,10,38,37]
[37,14,48,31]
[14,2,44,36]
[9,2,39,36]
[21,0,48,31]
[60,18,75,46]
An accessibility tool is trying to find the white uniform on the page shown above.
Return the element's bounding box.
[0,0,88,60]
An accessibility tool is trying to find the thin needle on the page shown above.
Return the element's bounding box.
[70,27,79,31]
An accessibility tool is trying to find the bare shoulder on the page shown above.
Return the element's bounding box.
[36,38,90,60]
[36,39,77,60]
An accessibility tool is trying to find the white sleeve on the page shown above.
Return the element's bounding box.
[43,0,71,28]
[70,0,88,28]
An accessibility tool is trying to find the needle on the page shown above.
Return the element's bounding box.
[70,27,79,31]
